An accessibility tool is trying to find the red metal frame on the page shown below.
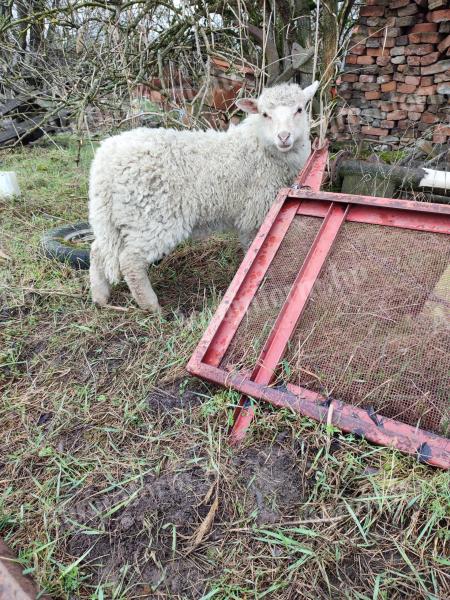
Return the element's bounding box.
[187,144,450,469]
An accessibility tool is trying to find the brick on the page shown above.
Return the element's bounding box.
[420,76,434,86]
[399,103,425,112]
[380,102,397,111]
[359,74,376,83]
[439,22,450,34]
[426,94,445,104]
[392,56,406,64]
[411,23,438,33]
[405,44,434,56]
[434,70,450,83]
[341,73,358,82]
[366,38,380,47]
[396,16,417,27]
[377,74,392,83]
[397,83,417,93]
[427,10,450,23]
[405,76,420,85]
[365,90,381,99]
[360,5,385,16]
[361,126,389,136]
[421,112,439,123]
[420,53,440,66]
[361,108,384,118]
[381,81,397,92]
[420,33,441,44]
[397,3,418,17]
[408,112,422,121]
[396,35,410,46]
[387,110,407,120]
[407,56,421,66]
[367,47,390,57]
[357,55,375,64]
[379,64,394,74]
[345,55,358,65]
[377,57,391,66]
[408,32,421,44]
[349,44,366,55]
[390,46,405,56]
[438,35,450,53]
[380,120,395,128]
[391,0,409,7]
[437,82,450,94]
[433,133,448,143]
[405,94,427,103]
[361,83,380,91]
[435,124,450,136]
[421,60,450,75]
[416,85,436,95]
[393,72,405,82]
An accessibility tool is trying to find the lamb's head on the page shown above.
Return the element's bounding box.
[236,82,319,153]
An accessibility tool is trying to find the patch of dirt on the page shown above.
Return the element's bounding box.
[64,467,216,598]
[146,379,206,422]
[234,441,306,524]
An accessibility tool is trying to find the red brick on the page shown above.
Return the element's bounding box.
[405,44,434,56]
[381,81,397,92]
[397,83,417,93]
[408,33,421,44]
[377,74,392,83]
[420,53,440,66]
[434,70,450,83]
[360,74,376,82]
[392,56,406,64]
[420,76,434,86]
[380,120,395,128]
[421,112,439,124]
[380,102,397,111]
[408,112,421,121]
[360,5,385,16]
[386,110,407,120]
[411,23,438,33]
[357,55,375,64]
[367,47,390,57]
[434,124,450,136]
[345,55,358,65]
[407,56,421,66]
[416,85,436,95]
[393,73,405,82]
[349,44,366,55]
[420,32,441,44]
[361,126,389,136]
[377,57,391,66]
[391,0,409,7]
[365,90,381,99]
[341,73,358,82]
[427,10,450,23]
[421,59,450,75]
[405,76,420,85]
[438,35,450,53]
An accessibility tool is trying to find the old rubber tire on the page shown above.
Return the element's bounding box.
[41,222,92,270]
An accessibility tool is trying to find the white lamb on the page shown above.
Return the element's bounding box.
[89,81,319,311]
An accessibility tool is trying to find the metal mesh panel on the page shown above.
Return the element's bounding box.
[284,222,450,437]
[220,215,322,371]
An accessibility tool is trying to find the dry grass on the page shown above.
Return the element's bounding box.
[0,136,449,600]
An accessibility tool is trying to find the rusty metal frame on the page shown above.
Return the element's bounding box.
[187,145,450,469]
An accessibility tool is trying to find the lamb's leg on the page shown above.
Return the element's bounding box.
[119,251,161,312]
[90,242,111,306]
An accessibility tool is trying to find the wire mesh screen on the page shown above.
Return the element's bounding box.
[220,215,322,372]
[284,222,450,437]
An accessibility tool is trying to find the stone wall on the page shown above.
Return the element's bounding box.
[334,0,450,147]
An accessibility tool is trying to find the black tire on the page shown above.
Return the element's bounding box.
[41,222,93,270]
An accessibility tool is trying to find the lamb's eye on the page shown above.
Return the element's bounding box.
[297,107,303,114]
[262,112,269,118]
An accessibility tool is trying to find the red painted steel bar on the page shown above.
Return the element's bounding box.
[189,362,450,469]
[290,189,450,216]
[297,200,450,234]
[230,202,348,443]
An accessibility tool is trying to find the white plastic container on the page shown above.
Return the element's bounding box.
[0,171,21,198]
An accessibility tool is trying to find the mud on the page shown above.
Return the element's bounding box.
[65,468,216,598]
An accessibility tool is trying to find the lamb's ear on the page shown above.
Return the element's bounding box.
[303,81,319,103]
[235,98,258,114]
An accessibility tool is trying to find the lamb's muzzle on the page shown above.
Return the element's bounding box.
[88,81,319,311]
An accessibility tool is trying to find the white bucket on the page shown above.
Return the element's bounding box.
[0,171,21,198]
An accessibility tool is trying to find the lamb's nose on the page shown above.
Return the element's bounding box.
[278,131,290,142]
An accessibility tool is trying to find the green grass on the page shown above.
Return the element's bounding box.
[1,135,449,599]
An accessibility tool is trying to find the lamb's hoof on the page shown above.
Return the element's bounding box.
[92,295,109,307]
[138,302,162,313]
